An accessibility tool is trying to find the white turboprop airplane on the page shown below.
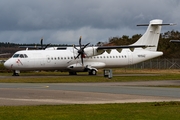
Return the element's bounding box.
[4,19,174,76]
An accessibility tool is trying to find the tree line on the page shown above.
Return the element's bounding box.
[1,30,180,58]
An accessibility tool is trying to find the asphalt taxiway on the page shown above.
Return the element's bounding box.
[0,80,180,106]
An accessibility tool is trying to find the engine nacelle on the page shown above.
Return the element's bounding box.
[84,47,105,57]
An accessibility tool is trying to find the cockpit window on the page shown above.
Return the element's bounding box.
[19,54,24,58]
[13,54,28,58]
[24,54,28,58]
[13,54,20,58]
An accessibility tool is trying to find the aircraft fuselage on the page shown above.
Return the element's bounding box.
[4,48,163,72]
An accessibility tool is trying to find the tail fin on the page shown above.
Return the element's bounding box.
[132,19,163,51]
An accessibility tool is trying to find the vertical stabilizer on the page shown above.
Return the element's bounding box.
[132,19,163,51]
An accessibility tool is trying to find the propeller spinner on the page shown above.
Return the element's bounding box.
[74,36,90,66]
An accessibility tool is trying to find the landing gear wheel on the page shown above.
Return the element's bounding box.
[12,70,19,76]
[89,69,97,75]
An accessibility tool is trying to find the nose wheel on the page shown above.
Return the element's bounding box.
[12,70,20,76]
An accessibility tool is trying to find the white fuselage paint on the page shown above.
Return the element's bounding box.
[4,47,163,72]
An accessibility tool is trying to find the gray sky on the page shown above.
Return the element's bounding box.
[0,0,179,45]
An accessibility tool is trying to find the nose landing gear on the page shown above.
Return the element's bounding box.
[12,70,20,76]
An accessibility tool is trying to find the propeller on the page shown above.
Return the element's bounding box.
[40,37,51,49]
[74,36,90,66]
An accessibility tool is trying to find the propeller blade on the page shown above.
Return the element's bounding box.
[82,42,90,49]
[79,36,82,48]
[80,54,84,66]
[74,45,79,51]
[74,53,80,59]
[40,38,43,49]
[44,43,51,49]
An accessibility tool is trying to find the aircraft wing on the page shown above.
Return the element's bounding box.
[19,45,68,50]
[19,46,39,49]
[88,45,156,54]
[97,45,155,50]
[19,44,51,49]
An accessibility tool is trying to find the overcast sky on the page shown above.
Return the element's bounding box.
[0,0,179,45]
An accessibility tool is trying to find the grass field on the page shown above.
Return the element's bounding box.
[0,102,180,120]
[1,68,180,119]
[1,68,180,84]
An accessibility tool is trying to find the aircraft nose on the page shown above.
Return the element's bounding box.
[4,60,12,69]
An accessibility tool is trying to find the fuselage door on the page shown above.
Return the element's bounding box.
[127,50,133,65]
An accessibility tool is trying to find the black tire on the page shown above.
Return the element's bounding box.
[89,69,97,75]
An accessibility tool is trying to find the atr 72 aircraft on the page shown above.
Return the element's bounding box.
[4,19,174,76]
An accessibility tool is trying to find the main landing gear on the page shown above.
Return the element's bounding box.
[88,69,97,75]
[69,69,97,75]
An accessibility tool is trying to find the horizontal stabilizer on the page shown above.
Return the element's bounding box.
[170,40,180,43]
[137,23,176,26]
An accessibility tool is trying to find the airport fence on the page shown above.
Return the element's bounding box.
[128,58,180,69]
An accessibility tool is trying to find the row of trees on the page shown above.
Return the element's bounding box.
[1,30,180,58]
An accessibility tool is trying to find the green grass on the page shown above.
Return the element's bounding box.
[0,102,180,120]
[1,69,180,119]
[1,70,180,83]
